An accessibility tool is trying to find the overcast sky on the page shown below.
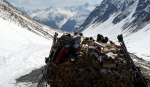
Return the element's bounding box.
[6,0,101,10]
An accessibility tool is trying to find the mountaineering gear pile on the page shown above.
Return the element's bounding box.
[38,33,149,87]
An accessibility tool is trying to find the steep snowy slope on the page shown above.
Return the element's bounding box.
[0,17,51,87]
[81,0,150,61]
[0,0,63,87]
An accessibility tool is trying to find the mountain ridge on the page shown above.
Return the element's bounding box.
[18,3,97,32]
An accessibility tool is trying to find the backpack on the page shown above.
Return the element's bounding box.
[104,37,108,43]
[100,35,105,43]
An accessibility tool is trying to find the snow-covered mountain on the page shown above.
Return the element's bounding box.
[18,3,97,32]
[0,0,63,87]
[30,7,75,30]
[80,0,150,60]
[60,3,96,32]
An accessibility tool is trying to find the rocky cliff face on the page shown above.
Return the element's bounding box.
[79,0,150,32]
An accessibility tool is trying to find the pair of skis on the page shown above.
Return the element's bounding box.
[118,34,149,87]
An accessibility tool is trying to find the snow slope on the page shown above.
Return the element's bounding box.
[0,17,52,87]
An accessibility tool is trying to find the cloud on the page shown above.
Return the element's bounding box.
[6,0,101,10]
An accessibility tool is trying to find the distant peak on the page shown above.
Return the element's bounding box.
[84,3,90,7]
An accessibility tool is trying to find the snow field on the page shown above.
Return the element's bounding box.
[0,17,52,87]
